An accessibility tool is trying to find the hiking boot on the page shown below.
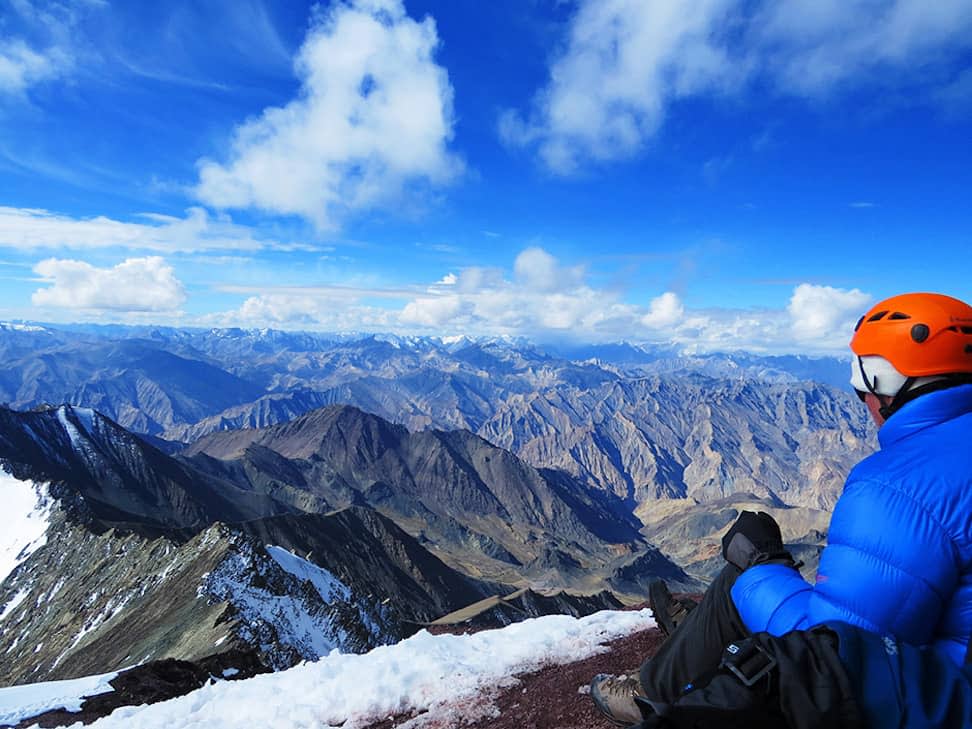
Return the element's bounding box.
[649,579,695,638]
[590,672,647,726]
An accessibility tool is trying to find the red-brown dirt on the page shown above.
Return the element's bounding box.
[367,621,667,729]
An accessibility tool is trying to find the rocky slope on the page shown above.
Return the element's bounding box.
[183,404,647,583]
[0,404,665,687]
[0,503,395,686]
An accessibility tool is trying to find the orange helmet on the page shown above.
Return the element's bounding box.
[850,292,972,377]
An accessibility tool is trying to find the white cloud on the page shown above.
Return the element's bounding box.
[0,206,289,253]
[195,0,461,229]
[500,0,737,173]
[513,247,584,292]
[504,0,972,172]
[31,257,187,312]
[755,0,972,95]
[214,292,399,331]
[204,250,872,354]
[401,294,467,327]
[239,294,336,325]
[787,283,871,344]
[0,38,70,94]
[641,292,685,328]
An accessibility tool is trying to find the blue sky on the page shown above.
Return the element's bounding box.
[1,0,970,352]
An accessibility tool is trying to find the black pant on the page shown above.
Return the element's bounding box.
[639,564,748,704]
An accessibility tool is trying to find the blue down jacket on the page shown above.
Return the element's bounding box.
[732,384,972,666]
[829,622,972,729]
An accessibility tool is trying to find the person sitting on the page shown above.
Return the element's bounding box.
[591,292,972,726]
[628,621,972,729]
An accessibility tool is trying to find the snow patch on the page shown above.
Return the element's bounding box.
[0,470,53,586]
[0,322,46,332]
[0,587,29,621]
[199,538,391,669]
[0,670,117,725]
[56,406,96,448]
[265,546,387,650]
[63,608,654,729]
[68,591,135,651]
[265,546,351,603]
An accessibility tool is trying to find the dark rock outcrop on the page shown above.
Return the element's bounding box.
[12,651,267,729]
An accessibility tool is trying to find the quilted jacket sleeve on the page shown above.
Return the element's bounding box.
[732,473,959,644]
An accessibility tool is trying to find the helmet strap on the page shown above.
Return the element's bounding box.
[881,377,916,420]
[885,374,972,417]
[856,356,915,420]
[856,356,881,397]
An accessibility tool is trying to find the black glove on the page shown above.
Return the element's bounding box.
[632,629,864,729]
[722,511,797,571]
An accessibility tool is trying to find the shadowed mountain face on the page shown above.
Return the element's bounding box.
[0,405,292,534]
[183,405,646,579]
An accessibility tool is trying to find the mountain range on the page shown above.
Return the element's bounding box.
[0,325,873,513]
[0,323,872,693]
[0,403,660,686]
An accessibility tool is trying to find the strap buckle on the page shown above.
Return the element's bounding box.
[720,640,777,687]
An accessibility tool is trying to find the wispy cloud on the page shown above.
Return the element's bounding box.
[195,0,462,229]
[0,206,302,253]
[503,0,972,173]
[0,38,71,95]
[849,201,877,208]
[216,283,422,300]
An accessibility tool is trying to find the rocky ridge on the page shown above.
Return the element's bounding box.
[0,403,665,687]
[0,326,874,516]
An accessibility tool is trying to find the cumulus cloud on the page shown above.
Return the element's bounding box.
[195,0,461,228]
[0,206,290,253]
[205,249,871,353]
[213,292,400,332]
[787,283,871,344]
[641,292,685,328]
[31,257,187,312]
[513,247,585,292]
[400,294,467,327]
[504,0,972,172]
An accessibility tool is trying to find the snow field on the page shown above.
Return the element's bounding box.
[0,671,117,725]
[0,470,52,586]
[58,608,655,729]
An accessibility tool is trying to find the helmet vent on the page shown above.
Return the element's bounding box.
[962,327,972,335]
[966,344,972,355]
[911,324,930,343]
[868,310,889,322]
[854,315,865,332]
[888,312,911,320]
